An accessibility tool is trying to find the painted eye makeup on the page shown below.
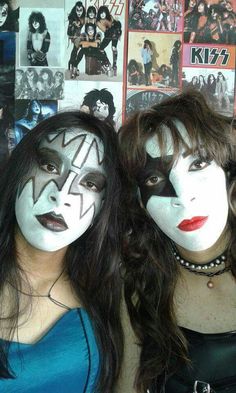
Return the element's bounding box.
[145,174,163,186]
[80,172,106,193]
[70,172,106,194]
[40,162,59,174]
[189,157,212,171]
[37,149,62,175]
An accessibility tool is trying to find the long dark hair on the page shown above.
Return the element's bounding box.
[0,111,123,392]
[118,90,236,392]
[97,6,112,21]
[28,12,47,33]
[68,1,85,21]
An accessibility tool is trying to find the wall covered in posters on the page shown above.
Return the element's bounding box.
[0,0,235,166]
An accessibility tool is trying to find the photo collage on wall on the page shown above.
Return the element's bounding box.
[126,0,236,117]
[0,0,235,166]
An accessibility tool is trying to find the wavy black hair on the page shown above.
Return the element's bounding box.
[28,11,47,33]
[0,110,123,392]
[68,1,85,21]
[97,6,112,21]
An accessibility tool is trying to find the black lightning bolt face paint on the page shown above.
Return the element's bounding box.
[15,128,106,252]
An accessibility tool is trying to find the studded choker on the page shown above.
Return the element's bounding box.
[172,244,230,289]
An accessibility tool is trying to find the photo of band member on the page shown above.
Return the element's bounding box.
[15,68,64,100]
[129,0,183,31]
[0,0,19,32]
[182,67,235,115]
[58,80,123,128]
[14,99,57,145]
[184,0,236,44]
[19,7,64,67]
[65,1,124,81]
[128,32,182,88]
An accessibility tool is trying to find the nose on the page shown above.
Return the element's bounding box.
[49,194,71,207]
[47,172,76,208]
[171,196,196,207]
[170,172,197,208]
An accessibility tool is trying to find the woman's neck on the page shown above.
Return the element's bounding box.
[15,229,67,281]
[175,227,230,264]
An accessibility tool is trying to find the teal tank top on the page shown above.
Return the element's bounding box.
[0,308,100,392]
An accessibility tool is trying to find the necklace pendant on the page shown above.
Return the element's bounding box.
[207,279,214,289]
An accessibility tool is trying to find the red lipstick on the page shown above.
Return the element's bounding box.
[177,216,208,232]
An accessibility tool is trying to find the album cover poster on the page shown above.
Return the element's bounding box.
[15,67,64,100]
[182,67,235,115]
[14,99,57,145]
[182,43,235,115]
[58,80,123,128]
[125,88,176,117]
[18,7,65,68]
[129,0,183,32]
[127,31,182,89]
[0,0,19,32]
[183,0,236,44]
[65,0,126,82]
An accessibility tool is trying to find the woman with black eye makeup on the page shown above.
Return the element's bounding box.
[0,110,123,392]
[118,90,236,393]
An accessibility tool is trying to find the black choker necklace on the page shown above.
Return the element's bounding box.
[172,245,230,289]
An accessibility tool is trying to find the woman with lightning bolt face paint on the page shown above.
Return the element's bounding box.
[0,111,124,392]
[15,128,106,252]
[119,91,236,393]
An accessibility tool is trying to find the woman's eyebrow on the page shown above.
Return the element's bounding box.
[38,147,62,163]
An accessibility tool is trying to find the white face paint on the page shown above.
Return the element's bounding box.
[87,25,95,37]
[15,129,106,252]
[140,121,228,251]
[93,100,109,120]
[0,3,8,27]
[32,20,40,30]
[76,6,83,18]
[30,100,41,114]
[100,11,106,19]
[88,10,95,19]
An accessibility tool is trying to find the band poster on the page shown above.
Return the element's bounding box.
[0,0,235,166]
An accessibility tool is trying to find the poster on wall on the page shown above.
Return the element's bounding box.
[126,88,175,116]
[129,0,183,32]
[0,0,236,166]
[18,7,64,68]
[182,44,235,115]
[15,67,64,100]
[127,31,182,89]
[14,99,57,145]
[65,0,126,82]
[183,0,236,44]
[59,80,123,128]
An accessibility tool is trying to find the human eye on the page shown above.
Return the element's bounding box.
[145,175,161,186]
[80,172,106,193]
[189,158,211,171]
[39,160,59,174]
[38,150,61,175]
